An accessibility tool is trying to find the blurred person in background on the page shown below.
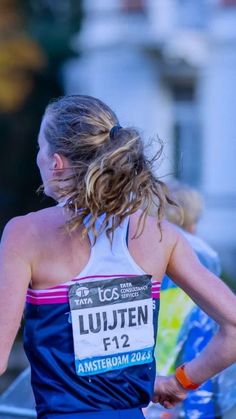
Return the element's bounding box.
[147,180,231,419]
[165,180,221,274]
[1,96,236,418]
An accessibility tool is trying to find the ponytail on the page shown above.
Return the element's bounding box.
[65,128,171,240]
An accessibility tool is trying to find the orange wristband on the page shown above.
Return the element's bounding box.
[175,364,200,390]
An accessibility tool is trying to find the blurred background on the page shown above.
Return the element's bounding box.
[0,0,236,412]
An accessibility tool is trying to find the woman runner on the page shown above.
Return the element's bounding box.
[0,95,236,419]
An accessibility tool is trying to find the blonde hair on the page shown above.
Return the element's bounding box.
[165,179,204,231]
[43,95,174,240]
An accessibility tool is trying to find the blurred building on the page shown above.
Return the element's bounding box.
[62,0,236,279]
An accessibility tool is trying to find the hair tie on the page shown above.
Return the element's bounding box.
[109,125,122,139]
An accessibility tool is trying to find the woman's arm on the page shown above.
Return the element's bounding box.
[153,227,236,408]
[167,231,236,382]
[0,216,32,374]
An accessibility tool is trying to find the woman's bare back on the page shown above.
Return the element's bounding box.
[26,207,174,290]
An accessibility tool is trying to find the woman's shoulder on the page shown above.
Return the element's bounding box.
[131,210,181,242]
[1,206,59,250]
[127,212,184,277]
[4,206,56,229]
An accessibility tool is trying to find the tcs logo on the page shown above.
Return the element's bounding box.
[98,287,119,302]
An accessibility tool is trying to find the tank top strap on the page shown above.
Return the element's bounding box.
[54,208,145,278]
[111,216,130,254]
[79,214,145,277]
[83,213,105,242]
[56,203,129,251]
[84,214,129,256]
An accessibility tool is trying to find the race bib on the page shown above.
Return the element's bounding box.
[69,275,154,376]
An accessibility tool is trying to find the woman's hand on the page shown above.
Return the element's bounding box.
[152,375,188,409]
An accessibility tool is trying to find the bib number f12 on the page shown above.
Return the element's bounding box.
[69,275,154,376]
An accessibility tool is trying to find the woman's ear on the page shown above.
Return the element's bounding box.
[52,153,65,171]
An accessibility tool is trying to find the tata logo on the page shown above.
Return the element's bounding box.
[98,287,119,302]
[75,286,89,298]
[74,298,93,306]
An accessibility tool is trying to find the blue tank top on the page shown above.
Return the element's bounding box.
[24,214,160,418]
